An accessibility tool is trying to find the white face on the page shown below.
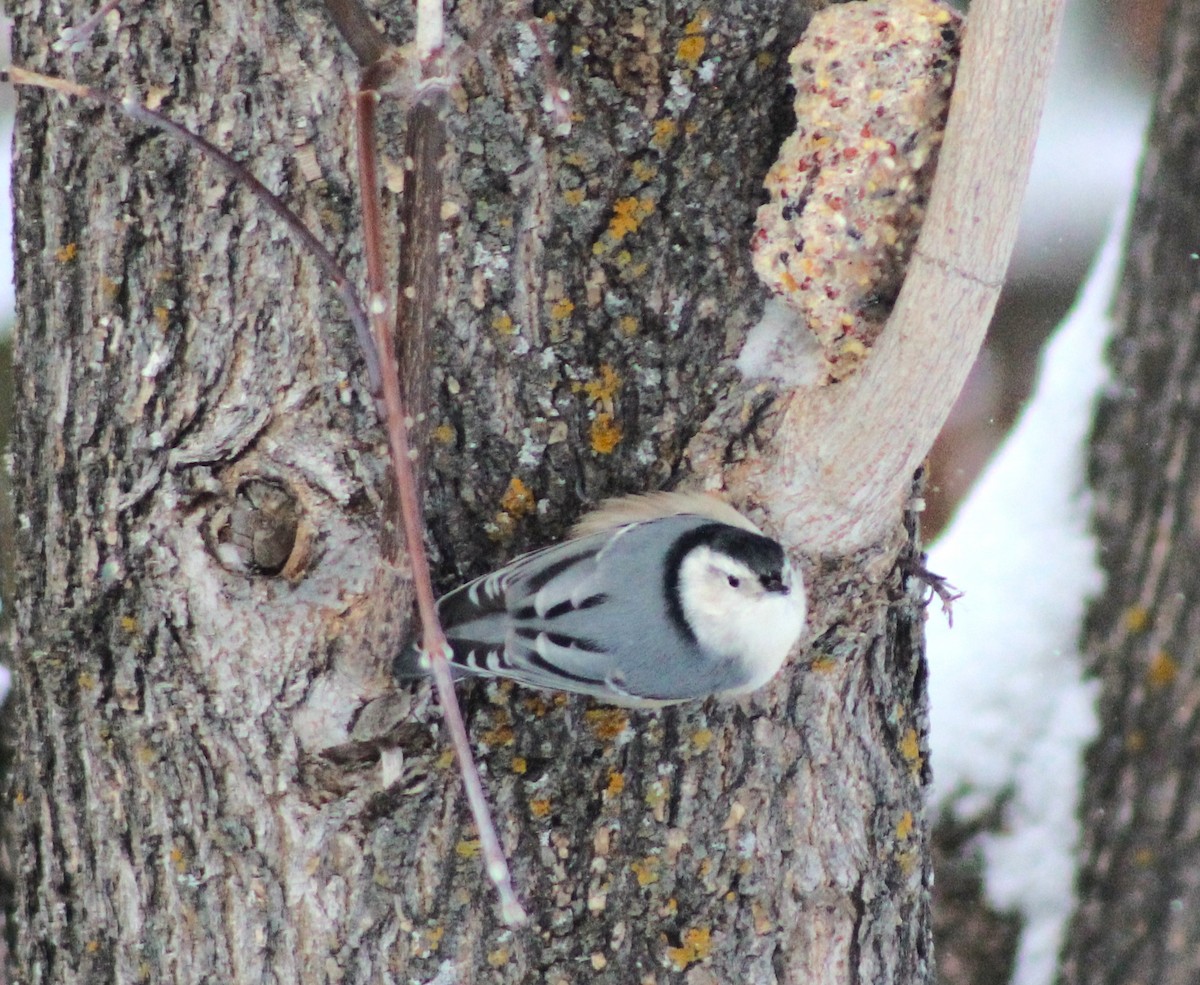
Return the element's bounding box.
[677,545,806,693]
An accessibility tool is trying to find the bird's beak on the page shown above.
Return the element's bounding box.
[762,572,788,593]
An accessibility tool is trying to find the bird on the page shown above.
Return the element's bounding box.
[396,492,806,706]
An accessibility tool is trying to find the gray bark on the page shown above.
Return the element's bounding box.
[1062,0,1200,981]
[7,1,934,981]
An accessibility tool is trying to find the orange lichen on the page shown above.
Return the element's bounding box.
[433,423,457,445]
[631,856,661,886]
[169,846,187,873]
[631,160,658,183]
[1124,606,1150,632]
[563,187,586,206]
[550,297,575,320]
[676,34,706,65]
[415,926,445,955]
[605,769,625,798]
[491,312,516,334]
[667,928,713,970]
[899,728,923,773]
[499,477,536,518]
[608,197,645,239]
[651,118,678,149]
[585,707,630,742]
[1148,651,1178,688]
[583,364,621,405]
[809,655,838,673]
[896,810,914,840]
[690,728,715,752]
[590,413,623,454]
[530,798,553,819]
[619,315,639,336]
[511,756,528,775]
[522,693,551,717]
[480,724,515,748]
[55,242,77,262]
[455,839,482,859]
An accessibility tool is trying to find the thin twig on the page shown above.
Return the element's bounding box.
[354,76,528,928]
[320,0,391,66]
[324,0,526,925]
[4,67,384,403]
[902,555,963,627]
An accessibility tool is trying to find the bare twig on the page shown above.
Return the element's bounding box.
[355,73,527,935]
[327,0,528,926]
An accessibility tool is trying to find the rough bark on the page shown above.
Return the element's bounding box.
[6,1,943,982]
[1062,0,1200,981]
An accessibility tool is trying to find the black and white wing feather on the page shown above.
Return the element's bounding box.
[396,493,791,705]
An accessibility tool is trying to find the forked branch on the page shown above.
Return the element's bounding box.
[6,5,527,925]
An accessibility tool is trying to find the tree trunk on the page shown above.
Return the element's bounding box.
[1062,0,1200,981]
[6,1,938,981]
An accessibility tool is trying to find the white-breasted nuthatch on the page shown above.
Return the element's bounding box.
[396,492,806,706]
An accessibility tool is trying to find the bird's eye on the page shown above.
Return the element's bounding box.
[727,574,741,588]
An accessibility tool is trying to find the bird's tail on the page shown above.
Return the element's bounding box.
[392,634,428,680]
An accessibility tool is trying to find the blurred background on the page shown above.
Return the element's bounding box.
[0,0,1164,630]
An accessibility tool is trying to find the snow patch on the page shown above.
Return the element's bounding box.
[927,210,1130,985]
